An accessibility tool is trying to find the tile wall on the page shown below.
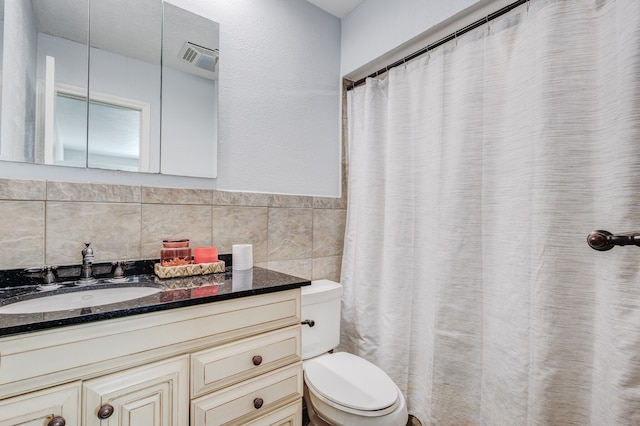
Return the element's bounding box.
[0,179,346,281]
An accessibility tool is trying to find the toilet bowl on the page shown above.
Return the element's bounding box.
[301,280,408,426]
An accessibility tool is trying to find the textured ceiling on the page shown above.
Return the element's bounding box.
[306,0,365,18]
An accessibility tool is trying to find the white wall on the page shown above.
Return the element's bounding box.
[181,0,342,196]
[0,0,342,197]
[341,0,517,78]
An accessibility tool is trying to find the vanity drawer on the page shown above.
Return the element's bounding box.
[191,362,302,426]
[191,325,301,398]
[244,400,302,426]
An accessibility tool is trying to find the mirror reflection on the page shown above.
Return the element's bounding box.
[0,0,219,178]
[0,0,90,167]
[88,0,161,172]
[161,3,218,178]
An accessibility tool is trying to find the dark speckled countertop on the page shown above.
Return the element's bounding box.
[0,256,309,337]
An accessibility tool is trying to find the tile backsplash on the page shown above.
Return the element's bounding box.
[0,179,346,282]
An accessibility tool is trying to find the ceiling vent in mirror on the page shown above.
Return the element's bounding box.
[179,42,218,72]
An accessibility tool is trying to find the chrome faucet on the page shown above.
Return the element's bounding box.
[78,242,97,284]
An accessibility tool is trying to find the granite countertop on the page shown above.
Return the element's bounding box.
[0,257,309,337]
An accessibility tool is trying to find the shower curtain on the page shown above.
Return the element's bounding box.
[341,0,640,424]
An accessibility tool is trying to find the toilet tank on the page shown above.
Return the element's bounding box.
[301,279,343,360]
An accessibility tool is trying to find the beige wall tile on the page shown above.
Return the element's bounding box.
[141,204,213,259]
[312,256,342,282]
[267,259,312,281]
[0,179,46,201]
[46,202,141,265]
[212,191,270,207]
[47,182,140,203]
[313,196,347,209]
[268,194,313,208]
[268,208,313,261]
[313,209,346,257]
[141,187,212,205]
[212,206,268,261]
[203,193,317,209]
[0,201,45,269]
[0,180,348,274]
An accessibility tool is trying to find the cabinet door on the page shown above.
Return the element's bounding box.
[0,382,80,426]
[83,355,189,426]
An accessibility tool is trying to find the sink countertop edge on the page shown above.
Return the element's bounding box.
[0,266,311,337]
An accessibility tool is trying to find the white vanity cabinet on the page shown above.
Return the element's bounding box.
[0,288,303,426]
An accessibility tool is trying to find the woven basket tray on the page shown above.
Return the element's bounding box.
[154,260,225,279]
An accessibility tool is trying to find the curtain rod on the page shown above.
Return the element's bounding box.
[346,0,530,91]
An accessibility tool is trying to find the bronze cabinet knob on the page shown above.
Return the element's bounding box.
[47,416,66,426]
[252,355,263,366]
[253,397,264,409]
[97,403,115,419]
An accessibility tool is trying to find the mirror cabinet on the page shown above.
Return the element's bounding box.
[0,0,219,178]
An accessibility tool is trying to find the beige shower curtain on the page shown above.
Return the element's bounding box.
[342,0,640,424]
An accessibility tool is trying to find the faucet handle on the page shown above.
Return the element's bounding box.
[23,265,58,286]
[42,265,58,285]
[111,261,126,279]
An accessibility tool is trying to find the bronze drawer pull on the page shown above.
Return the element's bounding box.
[252,355,263,366]
[253,397,264,409]
[97,403,115,419]
[47,416,66,426]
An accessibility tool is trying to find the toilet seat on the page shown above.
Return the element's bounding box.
[304,352,399,416]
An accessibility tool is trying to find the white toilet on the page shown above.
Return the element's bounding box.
[301,279,408,426]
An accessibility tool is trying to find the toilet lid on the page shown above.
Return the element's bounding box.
[304,352,398,411]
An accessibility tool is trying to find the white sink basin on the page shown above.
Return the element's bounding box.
[0,286,163,314]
